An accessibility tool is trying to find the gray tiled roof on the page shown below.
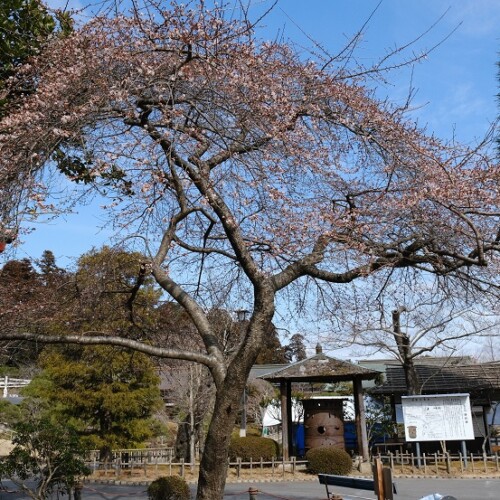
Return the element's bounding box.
[259,354,380,383]
[371,362,500,396]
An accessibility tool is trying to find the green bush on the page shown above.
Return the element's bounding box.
[306,446,352,475]
[229,436,279,461]
[0,416,90,499]
[147,476,190,500]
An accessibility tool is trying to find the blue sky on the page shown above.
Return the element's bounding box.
[5,0,499,269]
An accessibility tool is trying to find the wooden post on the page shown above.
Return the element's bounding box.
[115,456,121,478]
[372,457,395,500]
[373,458,385,500]
[353,377,369,461]
[382,467,394,500]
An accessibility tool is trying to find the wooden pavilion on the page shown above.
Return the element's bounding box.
[259,345,380,461]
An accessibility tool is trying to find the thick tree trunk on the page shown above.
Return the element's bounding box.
[403,358,421,395]
[392,308,421,395]
[195,373,247,500]
[195,283,275,499]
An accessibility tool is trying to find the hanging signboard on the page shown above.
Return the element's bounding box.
[401,393,474,442]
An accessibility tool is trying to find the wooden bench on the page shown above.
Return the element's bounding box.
[318,473,397,500]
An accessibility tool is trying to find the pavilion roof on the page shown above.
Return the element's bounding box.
[259,353,380,383]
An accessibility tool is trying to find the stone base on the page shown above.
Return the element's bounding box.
[358,461,372,474]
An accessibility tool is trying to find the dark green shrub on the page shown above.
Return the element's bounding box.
[147,476,190,500]
[306,446,352,475]
[0,416,90,499]
[229,436,279,461]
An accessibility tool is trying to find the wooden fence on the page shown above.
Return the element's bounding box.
[86,448,307,480]
[374,450,500,476]
[86,448,500,480]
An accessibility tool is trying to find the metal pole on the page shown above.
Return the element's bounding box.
[280,381,289,460]
[286,381,293,458]
[415,442,422,468]
[461,440,468,468]
[240,387,247,437]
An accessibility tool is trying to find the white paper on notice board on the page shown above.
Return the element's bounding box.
[401,393,474,442]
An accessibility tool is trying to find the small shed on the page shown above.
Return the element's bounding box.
[260,345,380,460]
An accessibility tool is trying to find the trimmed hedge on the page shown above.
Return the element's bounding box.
[306,446,352,475]
[229,436,280,461]
[147,476,191,500]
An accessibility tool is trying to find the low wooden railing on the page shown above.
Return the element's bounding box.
[86,449,308,480]
[86,447,500,480]
[374,450,500,476]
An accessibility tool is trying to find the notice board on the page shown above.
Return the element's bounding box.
[401,393,474,442]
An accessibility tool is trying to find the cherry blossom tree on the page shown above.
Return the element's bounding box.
[0,0,72,252]
[0,2,498,498]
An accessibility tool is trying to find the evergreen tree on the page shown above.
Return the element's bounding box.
[285,334,307,363]
[0,258,45,367]
[255,324,287,364]
[27,346,163,461]
[36,249,65,283]
[23,247,166,460]
[70,246,162,337]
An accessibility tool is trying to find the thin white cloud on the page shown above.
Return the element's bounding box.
[442,84,490,131]
[431,0,500,37]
